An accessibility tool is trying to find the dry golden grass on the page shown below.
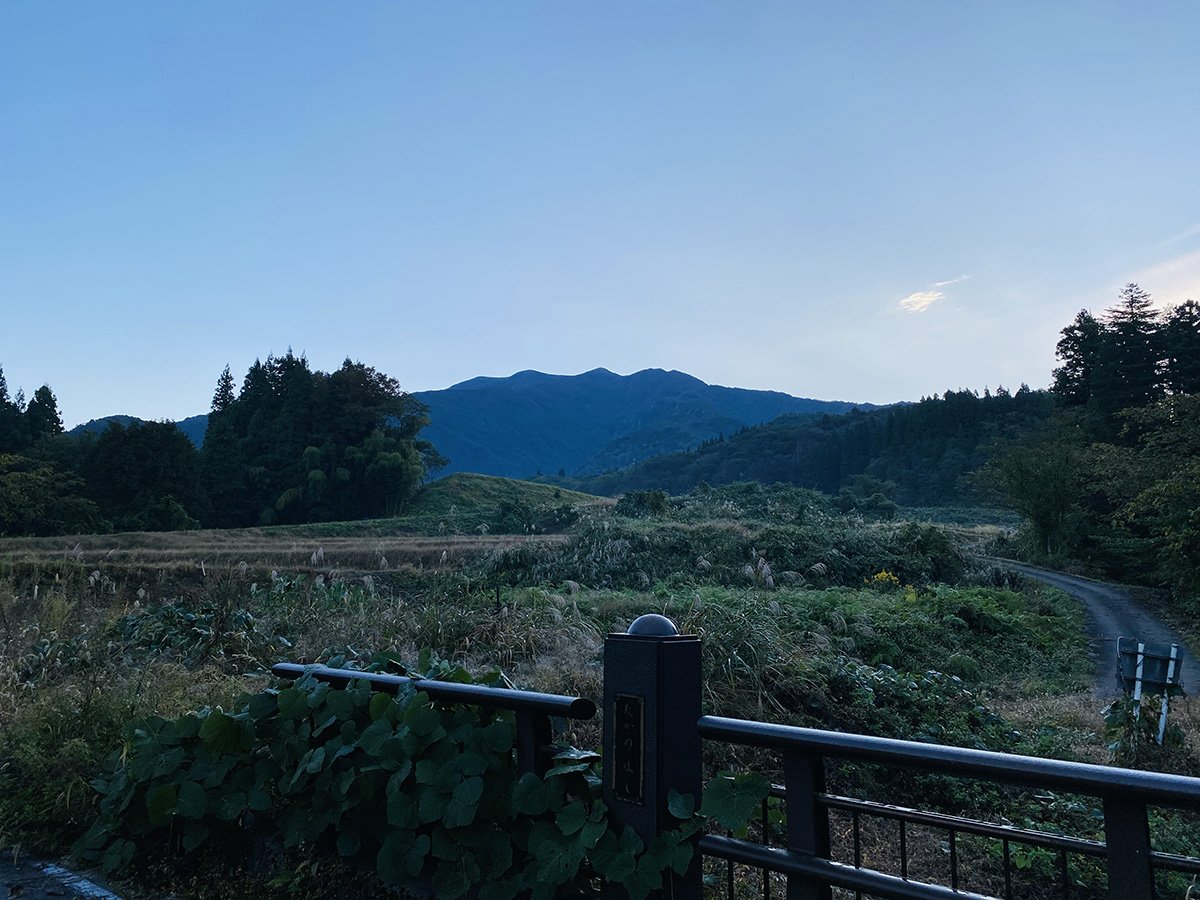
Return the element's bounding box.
[995,692,1112,765]
[0,530,567,573]
[997,690,1200,773]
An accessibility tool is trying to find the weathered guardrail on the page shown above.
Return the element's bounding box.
[274,616,1200,900]
[270,662,596,776]
[697,716,1200,900]
[603,615,1200,900]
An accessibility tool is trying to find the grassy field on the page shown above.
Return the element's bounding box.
[0,478,1195,898]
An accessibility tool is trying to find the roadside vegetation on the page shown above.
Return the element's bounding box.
[983,287,1200,614]
[3,480,1195,899]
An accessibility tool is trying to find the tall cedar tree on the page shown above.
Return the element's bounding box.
[1052,310,1105,408]
[1162,300,1200,395]
[1096,283,1162,420]
[0,366,27,454]
[25,385,64,442]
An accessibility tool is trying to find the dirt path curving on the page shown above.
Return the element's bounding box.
[1001,562,1200,699]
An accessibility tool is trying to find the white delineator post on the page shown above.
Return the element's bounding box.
[1158,645,1179,746]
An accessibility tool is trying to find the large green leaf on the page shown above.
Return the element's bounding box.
[145,783,176,827]
[432,857,478,900]
[150,746,186,778]
[324,689,353,719]
[482,721,513,753]
[529,821,586,885]
[100,838,135,874]
[199,710,250,755]
[625,855,666,900]
[588,827,641,881]
[699,772,772,831]
[355,718,392,757]
[369,691,393,722]
[404,694,442,736]
[457,751,488,777]
[276,688,309,720]
[580,818,607,850]
[388,788,419,829]
[304,746,327,774]
[418,783,451,822]
[376,830,429,883]
[667,788,695,820]
[247,691,278,720]
[215,790,247,820]
[555,800,587,836]
[444,776,484,828]
[247,789,272,811]
[175,781,207,819]
[511,772,549,815]
[182,822,209,852]
[306,681,331,707]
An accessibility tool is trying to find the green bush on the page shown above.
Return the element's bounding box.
[74,653,771,900]
[0,687,129,850]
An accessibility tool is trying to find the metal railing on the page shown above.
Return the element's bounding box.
[271,662,596,776]
[273,631,1200,900]
[697,715,1200,900]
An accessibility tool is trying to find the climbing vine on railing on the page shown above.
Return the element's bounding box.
[73,653,771,900]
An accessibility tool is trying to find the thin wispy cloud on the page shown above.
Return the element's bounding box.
[899,290,944,313]
[1163,223,1200,246]
[1132,248,1200,307]
[899,274,970,313]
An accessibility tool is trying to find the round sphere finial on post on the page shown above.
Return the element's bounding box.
[627,613,679,636]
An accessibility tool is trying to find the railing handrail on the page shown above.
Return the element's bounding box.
[817,793,1108,858]
[698,715,1200,809]
[700,835,998,900]
[271,662,597,719]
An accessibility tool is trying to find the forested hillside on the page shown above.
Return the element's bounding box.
[543,386,1054,509]
[415,367,874,478]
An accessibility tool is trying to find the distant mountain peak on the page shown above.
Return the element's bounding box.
[415,367,874,480]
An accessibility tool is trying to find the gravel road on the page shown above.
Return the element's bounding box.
[1001,562,1199,699]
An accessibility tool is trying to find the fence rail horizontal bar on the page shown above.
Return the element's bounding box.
[699,835,996,900]
[1151,850,1200,876]
[698,715,1200,809]
[818,793,1108,857]
[271,663,596,719]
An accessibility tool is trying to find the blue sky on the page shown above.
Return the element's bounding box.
[3,2,1200,428]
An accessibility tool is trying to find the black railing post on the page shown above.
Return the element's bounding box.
[515,710,553,776]
[783,750,832,900]
[1103,796,1153,900]
[603,614,702,900]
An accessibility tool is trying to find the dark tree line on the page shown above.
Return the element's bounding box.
[0,356,442,536]
[202,353,444,527]
[1053,284,1200,436]
[551,386,1055,508]
[991,284,1200,604]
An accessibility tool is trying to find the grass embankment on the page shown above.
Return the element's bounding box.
[0,480,1193,899]
[0,473,600,569]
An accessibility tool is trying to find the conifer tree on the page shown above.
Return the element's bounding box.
[211,365,236,413]
[1161,300,1200,395]
[1095,283,1162,418]
[0,365,26,454]
[25,385,64,440]
[1052,310,1105,406]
